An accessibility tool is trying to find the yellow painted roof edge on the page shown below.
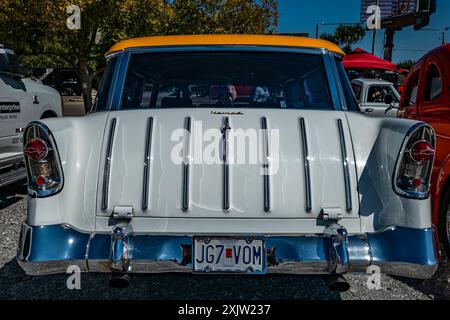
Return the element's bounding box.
[106,34,345,56]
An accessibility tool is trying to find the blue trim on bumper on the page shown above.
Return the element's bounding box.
[17,224,438,279]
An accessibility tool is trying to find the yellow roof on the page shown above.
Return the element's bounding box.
[106,34,344,56]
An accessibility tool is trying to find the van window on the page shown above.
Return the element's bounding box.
[425,64,442,101]
[351,83,362,102]
[367,85,399,103]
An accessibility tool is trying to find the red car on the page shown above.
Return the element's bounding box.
[398,44,450,256]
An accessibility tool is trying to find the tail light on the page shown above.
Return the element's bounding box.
[23,122,63,197]
[394,123,435,199]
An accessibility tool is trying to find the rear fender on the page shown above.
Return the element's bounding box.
[25,113,109,231]
[345,112,433,232]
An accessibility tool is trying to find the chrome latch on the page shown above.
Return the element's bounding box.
[112,205,134,220]
[320,207,342,221]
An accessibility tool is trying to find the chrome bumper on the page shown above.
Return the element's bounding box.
[0,155,26,187]
[17,223,438,279]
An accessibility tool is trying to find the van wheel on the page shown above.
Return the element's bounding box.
[439,190,450,258]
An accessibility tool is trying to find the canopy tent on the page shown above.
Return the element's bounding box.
[343,48,397,71]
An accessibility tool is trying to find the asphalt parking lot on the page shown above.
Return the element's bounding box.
[1,181,449,300]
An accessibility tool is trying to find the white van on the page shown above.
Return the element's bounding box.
[0,46,62,187]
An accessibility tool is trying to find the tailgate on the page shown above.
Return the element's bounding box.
[96,109,359,219]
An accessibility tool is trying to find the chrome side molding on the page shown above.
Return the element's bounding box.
[299,117,312,212]
[222,117,231,211]
[102,118,117,211]
[142,117,153,211]
[337,119,352,212]
[182,117,191,212]
[261,117,270,212]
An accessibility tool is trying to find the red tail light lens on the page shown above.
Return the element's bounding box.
[23,122,63,197]
[394,124,435,199]
[410,140,435,163]
[24,138,49,161]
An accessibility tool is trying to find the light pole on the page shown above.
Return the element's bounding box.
[420,27,449,45]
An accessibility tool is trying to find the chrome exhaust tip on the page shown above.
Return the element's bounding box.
[109,273,131,288]
[322,275,350,292]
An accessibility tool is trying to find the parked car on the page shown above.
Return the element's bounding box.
[39,68,82,96]
[17,35,438,289]
[0,46,62,187]
[351,78,400,117]
[398,44,450,256]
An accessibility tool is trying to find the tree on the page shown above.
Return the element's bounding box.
[320,24,366,54]
[396,60,416,70]
[319,33,339,45]
[334,25,366,54]
[0,0,278,113]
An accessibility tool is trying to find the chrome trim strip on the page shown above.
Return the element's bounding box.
[142,117,153,211]
[261,117,270,212]
[222,117,230,211]
[18,224,438,279]
[337,119,352,212]
[299,117,312,212]
[101,118,117,211]
[182,117,191,212]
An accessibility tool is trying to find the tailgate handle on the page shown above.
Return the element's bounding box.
[112,205,134,220]
[320,207,342,221]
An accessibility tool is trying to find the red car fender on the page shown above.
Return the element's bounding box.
[432,154,450,225]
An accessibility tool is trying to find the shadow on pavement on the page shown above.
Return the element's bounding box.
[0,259,341,300]
[0,180,27,210]
[395,259,450,300]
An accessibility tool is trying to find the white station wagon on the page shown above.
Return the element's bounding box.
[17,35,438,290]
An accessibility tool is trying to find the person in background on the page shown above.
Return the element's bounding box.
[251,85,271,103]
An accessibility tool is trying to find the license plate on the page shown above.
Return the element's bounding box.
[193,237,266,274]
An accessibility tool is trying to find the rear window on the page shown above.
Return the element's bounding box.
[121,52,333,110]
[93,57,118,112]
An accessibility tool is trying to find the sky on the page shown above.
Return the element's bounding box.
[278,0,450,63]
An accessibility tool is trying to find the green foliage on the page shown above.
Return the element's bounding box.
[396,60,416,70]
[319,33,339,45]
[320,24,366,54]
[0,0,278,111]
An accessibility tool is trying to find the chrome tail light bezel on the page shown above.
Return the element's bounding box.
[23,121,64,198]
[393,123,436,200]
